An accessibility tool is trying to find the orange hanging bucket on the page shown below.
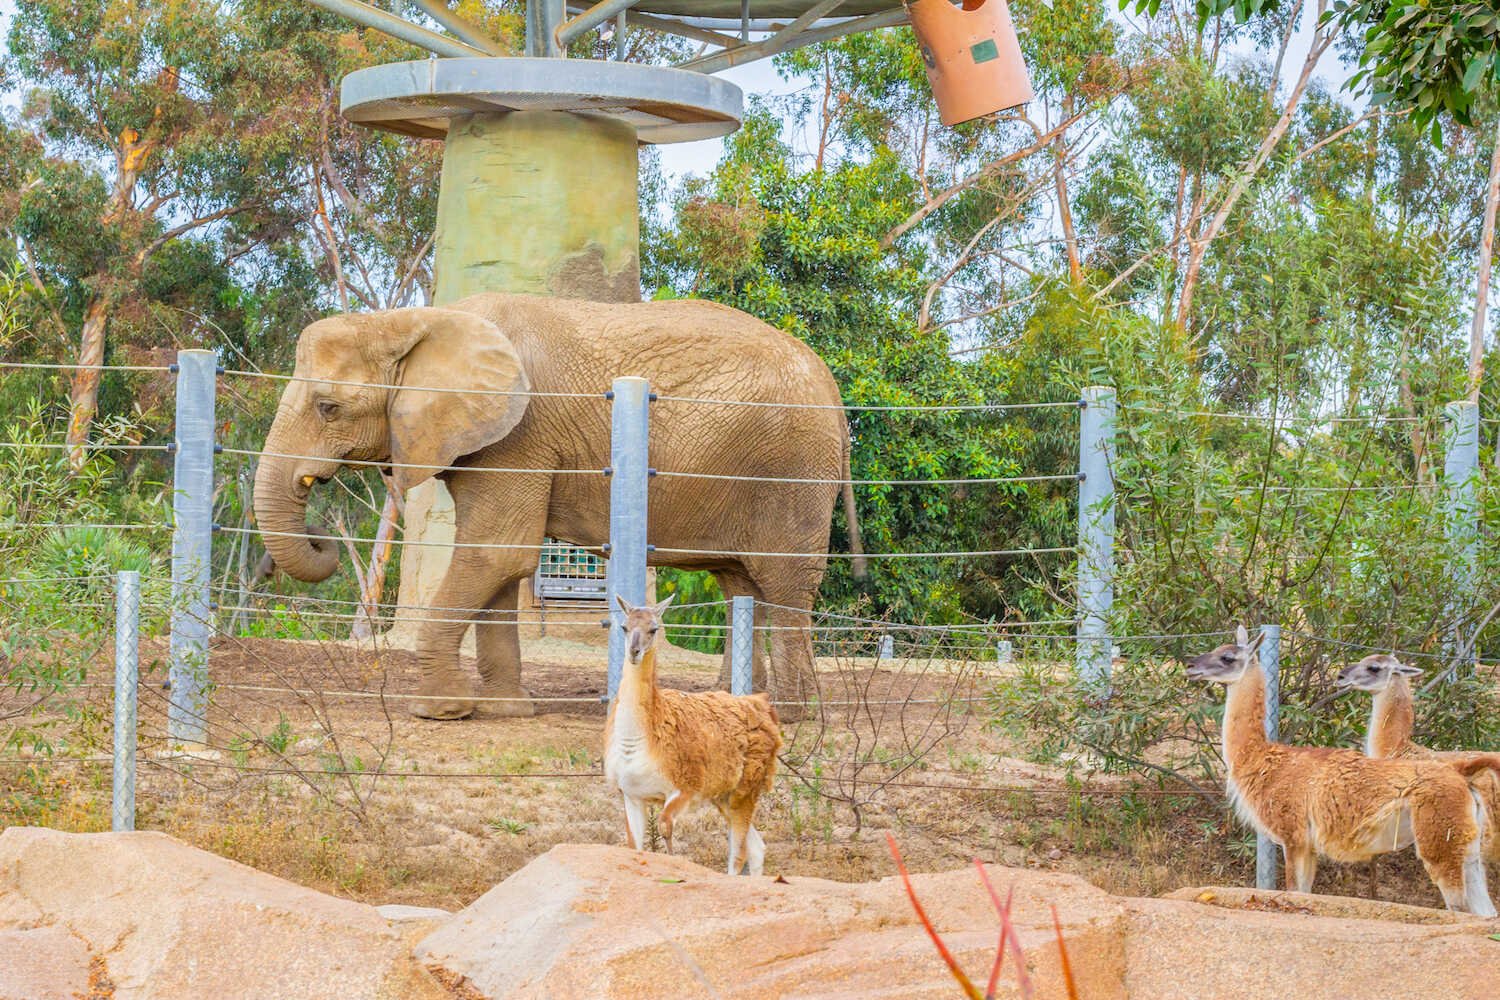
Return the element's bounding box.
[907,0,1034,127]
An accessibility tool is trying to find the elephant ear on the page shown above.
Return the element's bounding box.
[374,307,530,493]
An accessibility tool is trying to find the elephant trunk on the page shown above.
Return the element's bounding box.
[253,453,340,583]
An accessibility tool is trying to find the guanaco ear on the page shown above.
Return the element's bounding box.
[615,594,634,615]
[653,594,676,616]
[1244,628,1266,656]
[365,307,529,493]
[1234,624,1250,647]
[1393,661,1424,677]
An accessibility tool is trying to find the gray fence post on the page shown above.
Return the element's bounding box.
[1077,386,1116,689]
[1255,623,1282,890]
[168,349,216,745]
[112,570,140,832]
[730,595,754,695]
[1443,400,1480,662]
[606,376,650,700]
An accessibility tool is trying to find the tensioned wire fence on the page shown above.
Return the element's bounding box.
[2,354,1496,892]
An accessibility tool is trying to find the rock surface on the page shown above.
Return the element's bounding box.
[4,829,1500,999]
[419,844,1500,1000]
[0,827,446,1000]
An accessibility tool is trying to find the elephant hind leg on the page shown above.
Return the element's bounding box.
[711,567,766,692]
[752,560,824,723]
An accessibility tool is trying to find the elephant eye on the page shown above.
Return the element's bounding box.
[316,400,342,421]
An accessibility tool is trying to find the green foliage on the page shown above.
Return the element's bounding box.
[655,569,726,654]
[1338,1,1500,136]
[1132,59,1273,177]
[992,654,1226,789]
[1122,0,1500,138]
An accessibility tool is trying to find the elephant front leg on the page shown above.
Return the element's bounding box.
[409,472,548,720]
[411,609,480,720]
[410,544,520,720]
[475,578,534,718]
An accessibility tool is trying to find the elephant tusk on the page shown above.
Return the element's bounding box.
[301,475,318,488]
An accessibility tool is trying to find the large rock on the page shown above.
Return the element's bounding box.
[418,845,1500,1000]
[5,830,1500,999]
[418,844,1124,999]
[0,827,445,1000]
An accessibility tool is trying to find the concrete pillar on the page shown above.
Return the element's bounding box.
[396,110,642,621]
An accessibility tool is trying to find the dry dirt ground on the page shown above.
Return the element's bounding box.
[0,632,1454,913]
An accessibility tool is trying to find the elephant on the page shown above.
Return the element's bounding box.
[253,292,865,719]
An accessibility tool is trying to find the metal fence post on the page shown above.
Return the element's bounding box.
[731,595,754,695]
[1255,624,1281,890]
[606,376,650,700]
[1076,386,1116,689]
[112,570,140,832]
[1443,400,1480,663]
[168,349,216,744]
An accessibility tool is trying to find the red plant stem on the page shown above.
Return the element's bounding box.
[973,861,1008,999]
[974,862,1032,999]
[886,833,984,1000]
[1052,905,1079,1000]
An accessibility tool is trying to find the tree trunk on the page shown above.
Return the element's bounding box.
[351,489,401,640]
[1175,11,1332,327]
[1054,98,1082,284]
[1467,117,1500,403]
[65,296,110,471]
[64,71,178,467]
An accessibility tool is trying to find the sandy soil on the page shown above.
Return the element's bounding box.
[1,632,1446,913]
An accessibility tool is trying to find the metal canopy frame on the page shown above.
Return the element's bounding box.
[302,0,909,72]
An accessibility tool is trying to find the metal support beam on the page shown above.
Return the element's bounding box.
[301,0,490,58]
[528,0,567,55]
[731,595,754,695]
[1255,624,1281,890]
[112,570,140,832]
[596,7,744,49]
[168,349,216,745]
[409,0,506,54]
[615,10,627,59]
[557,0,637,47]
[680,3,907,74]
[606,377,651,700]
[1076,386,1115,691]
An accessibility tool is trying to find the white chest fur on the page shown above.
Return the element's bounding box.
[605,698,674,802]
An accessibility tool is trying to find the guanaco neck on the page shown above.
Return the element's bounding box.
[615,644,662,732]
[1221,660,1272,778]
[1367,675,1415,758]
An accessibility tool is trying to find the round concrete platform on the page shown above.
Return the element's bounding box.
[341,57,743,143]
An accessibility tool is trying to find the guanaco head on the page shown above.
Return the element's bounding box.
[615,594,676,665]
[1335,653,1422,692]
[1186,625,1265,684]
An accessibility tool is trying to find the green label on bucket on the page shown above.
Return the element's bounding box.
[970,39,999,64]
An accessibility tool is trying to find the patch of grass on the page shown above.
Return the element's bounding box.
[488,817,529,835]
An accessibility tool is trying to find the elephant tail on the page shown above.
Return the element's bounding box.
[841,430,868,580]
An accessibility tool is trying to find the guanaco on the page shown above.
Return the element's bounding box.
[1336,653,1500,862]
[604,595,782,875]
[1188,626,1500,914]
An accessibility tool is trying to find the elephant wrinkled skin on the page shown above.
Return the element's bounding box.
[253,292,863,719]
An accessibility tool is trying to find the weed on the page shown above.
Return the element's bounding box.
[489,817,529,835]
